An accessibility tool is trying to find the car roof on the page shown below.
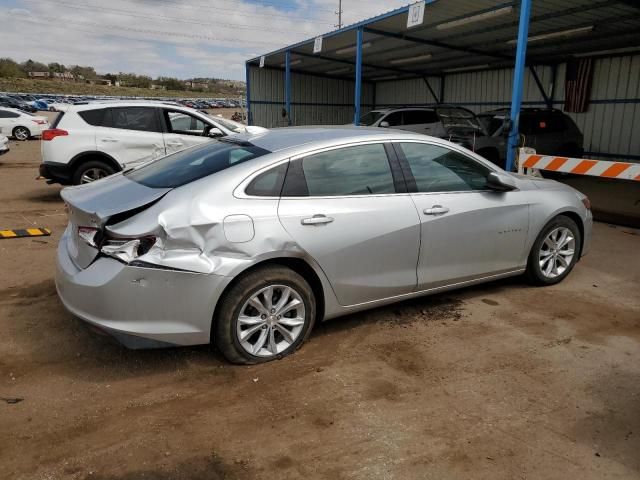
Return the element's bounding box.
[64,100,188,112]
[233,126,432,153]
[371,106,435,113]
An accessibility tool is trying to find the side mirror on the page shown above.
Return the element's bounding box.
[208,127,224,138]
[379,121,390,128]
[486,171,517,191]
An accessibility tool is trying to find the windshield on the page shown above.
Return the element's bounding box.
[358,111,385,126]
[207,114,246,133]
[436,107,484,132]
[126,140,270,188]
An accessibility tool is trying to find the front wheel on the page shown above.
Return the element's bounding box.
[214,265,316,364]
[525,215,582,285]
[12,126,30,141]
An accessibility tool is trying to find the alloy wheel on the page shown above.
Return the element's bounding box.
[14,127,29,141]
[236,284,306,357]
[538,227,575,279]
[80,168,109,184]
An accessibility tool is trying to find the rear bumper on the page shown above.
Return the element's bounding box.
[55,227,231,348]
[40,161,73,185]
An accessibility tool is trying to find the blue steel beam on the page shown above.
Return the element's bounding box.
[285,50,291,126]
[245,62,252,126]
[354,26,363,125]
[506,0,532,172]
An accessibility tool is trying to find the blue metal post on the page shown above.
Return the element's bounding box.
[285,50,291,126]
[506,0,532,171]
[353,26,363,125]
[245,62,252,126]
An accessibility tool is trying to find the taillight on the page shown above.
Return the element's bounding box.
[101,235,157,263]
[42,129,68,141]
[32,119,47,125]
[78,226,99,247]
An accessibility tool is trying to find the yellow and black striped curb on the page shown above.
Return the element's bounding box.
[0,228,52,239]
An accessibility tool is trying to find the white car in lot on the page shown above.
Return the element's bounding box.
[40,101,259,185]
[0,134,9,155]
[0,107,49,141]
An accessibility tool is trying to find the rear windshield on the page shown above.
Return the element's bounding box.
[125,140,270,188]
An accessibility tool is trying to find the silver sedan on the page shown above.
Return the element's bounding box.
[56,127,592,363]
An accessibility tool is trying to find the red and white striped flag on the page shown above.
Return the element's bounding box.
[564,58,593,113]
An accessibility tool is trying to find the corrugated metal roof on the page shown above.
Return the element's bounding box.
[248,0,640,81]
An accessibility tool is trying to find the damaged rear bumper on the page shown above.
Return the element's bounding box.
[55,229,231,348]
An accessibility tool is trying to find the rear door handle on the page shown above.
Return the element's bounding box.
[301,214,334,225]
[423,205,449,215]
[101,138,118,143]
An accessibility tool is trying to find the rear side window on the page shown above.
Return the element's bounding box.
[0,110,19,119]
[283,144,396,197]
[78,108,108,126]
[245,163,288,196]
[110,107,160,132]
[126,140,270,188]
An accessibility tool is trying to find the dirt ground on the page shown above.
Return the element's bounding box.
[1,131,639,480]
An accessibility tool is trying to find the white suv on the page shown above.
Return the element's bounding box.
[40,101,253,185]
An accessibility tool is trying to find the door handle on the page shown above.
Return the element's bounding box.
[423,205,449,215]
[301,214,334,225]
[101,138,118,143]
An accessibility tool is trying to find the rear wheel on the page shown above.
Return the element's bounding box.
[73,160,116,185]
[214,265,316,364]
[12,126,30,141]
[525,215,581,285]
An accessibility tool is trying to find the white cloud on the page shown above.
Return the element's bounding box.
[0,0,409,80]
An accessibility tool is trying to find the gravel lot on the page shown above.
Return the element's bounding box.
[1,126,639,480]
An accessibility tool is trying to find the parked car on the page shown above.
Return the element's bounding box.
[0,95,37,113]
[40,101,263,185]
[359,106,507,165]
[0,133,9,155]
[0,107,49,140]
[56,127,592,363]
[477,108,584,159]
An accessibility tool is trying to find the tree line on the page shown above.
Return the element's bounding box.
[0,57,243,92]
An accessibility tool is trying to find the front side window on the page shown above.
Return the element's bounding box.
[126,140,270,188]
[382,112,403,126]
[403,110,437,125]
[284,144,396,197]
[111,107,160,132]
[398,142,490,193]
[165,111,208,136]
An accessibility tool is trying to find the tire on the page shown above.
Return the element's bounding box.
[72,160,116,185]
[214,265,316,364]
[12,126,30,141]
[525,215,582,286]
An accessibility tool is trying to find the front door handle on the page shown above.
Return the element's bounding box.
[301,214,334,225]
[101,138,118,143]
[423,205,449,215]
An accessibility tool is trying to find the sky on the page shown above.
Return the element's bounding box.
[0,0,410,80]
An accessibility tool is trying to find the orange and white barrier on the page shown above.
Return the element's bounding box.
[519,152,640,182]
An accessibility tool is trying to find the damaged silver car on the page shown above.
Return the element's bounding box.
[56,127,592,364]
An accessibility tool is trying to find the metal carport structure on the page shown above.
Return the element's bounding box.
[245,0,640,171]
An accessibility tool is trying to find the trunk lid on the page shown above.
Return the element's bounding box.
[60,174,171,269]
